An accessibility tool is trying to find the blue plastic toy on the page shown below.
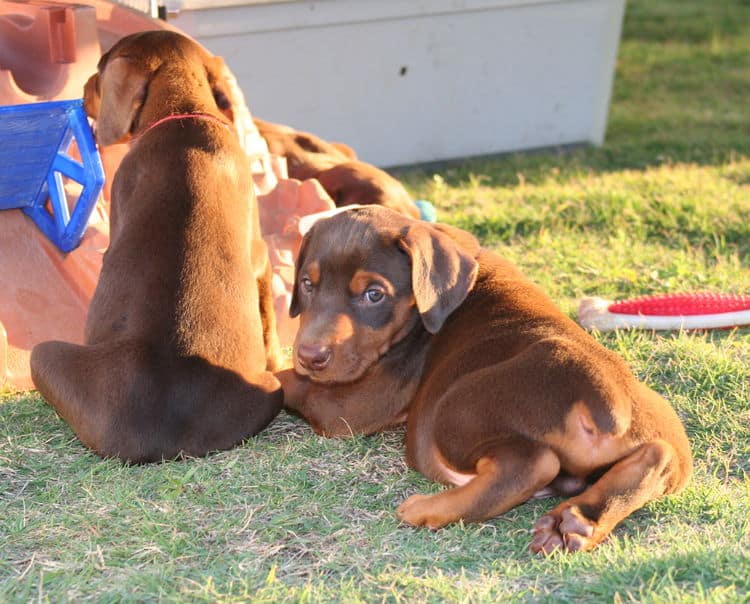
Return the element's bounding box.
[0,99,104,253]
[414,199,437,223]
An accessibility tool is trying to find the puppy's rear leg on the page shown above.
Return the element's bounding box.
[31,340,123,455]
[397,437,560,529]
[31,340,283,462]
[530,439,686,554]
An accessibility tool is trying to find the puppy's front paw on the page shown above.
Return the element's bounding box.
[530,504,598,554]
[396,493,452,530]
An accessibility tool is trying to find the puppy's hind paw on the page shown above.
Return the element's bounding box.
[529,505,597,555]
[396,493,452,530]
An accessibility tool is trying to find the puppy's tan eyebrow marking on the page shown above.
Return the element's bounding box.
[349,270,392,296]
[307,261,320,284]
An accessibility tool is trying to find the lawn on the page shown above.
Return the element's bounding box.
[2,0,749,601]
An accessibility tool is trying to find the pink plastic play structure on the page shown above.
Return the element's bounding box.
[0,0,335,389]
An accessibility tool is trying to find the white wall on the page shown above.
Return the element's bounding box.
[171,0,625,167]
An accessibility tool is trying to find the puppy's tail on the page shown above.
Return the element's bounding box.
[30,339,282,463]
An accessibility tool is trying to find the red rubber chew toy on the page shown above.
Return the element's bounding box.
[578,293,750,331]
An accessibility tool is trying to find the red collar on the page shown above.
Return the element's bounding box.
[135,112,230,140]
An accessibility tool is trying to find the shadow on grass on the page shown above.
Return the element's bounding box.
[557,546,749,602]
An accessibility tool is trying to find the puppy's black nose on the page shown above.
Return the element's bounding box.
[297,343,332,371]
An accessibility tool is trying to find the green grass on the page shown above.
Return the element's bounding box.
[2,0,750,601]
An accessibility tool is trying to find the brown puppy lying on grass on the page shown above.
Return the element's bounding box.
[253,117,357,181]
[278,206,693,553]
[254,118,420,219]
[30,31,283,463]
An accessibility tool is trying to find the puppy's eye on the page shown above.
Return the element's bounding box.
[364,286,385,304]
[301,277,313,293]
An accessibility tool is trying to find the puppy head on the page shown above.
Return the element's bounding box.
[83,30,235,146]
[290,206,478,384]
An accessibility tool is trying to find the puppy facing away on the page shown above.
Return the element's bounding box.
[278,206,693,553]
[30,31,283,463]
[254,118,420,219]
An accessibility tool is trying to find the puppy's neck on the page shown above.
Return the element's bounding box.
[377,316,432,405]
[382,314,430,369]
[137,113,230,141]
[135,72,223,137]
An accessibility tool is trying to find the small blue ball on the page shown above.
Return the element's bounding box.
[414,200,437,222]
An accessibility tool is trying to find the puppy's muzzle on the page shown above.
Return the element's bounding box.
[296,343,332,372]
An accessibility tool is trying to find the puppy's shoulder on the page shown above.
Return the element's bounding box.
[475,248,528,283]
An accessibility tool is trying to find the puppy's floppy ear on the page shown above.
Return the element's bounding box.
[96,56,151,146]
[429,222,482,258]
[398,222,479,334]
[82,72,101,120]
[204,55,235,123]
[289,231,312,318]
